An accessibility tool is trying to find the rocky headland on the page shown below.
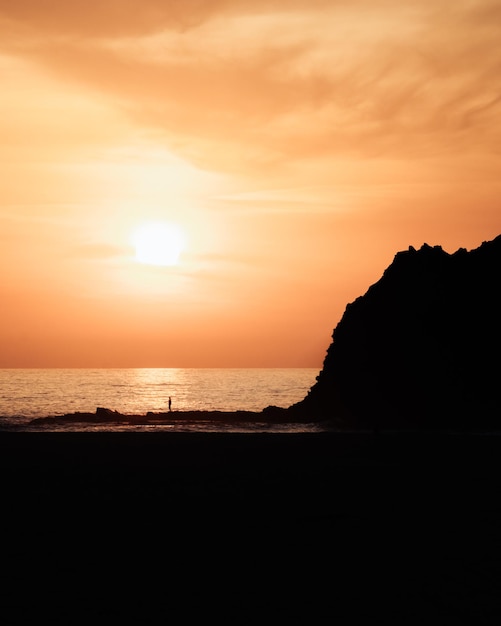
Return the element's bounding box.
[289,234,501,430]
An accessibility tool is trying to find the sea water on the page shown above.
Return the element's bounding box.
[0,368,321,432]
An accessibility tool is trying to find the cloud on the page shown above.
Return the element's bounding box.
[0,0,340,37]
[72,242,133,260]
[0,0,217,37]
[1,0,500,176]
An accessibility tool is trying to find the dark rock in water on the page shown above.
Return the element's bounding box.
[95,407,120,419]
[291,234,501,430]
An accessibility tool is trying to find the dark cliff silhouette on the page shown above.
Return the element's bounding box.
[289,234,501,430]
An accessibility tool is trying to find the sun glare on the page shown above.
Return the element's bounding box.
[132,222,186,266]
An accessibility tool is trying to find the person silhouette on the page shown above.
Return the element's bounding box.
[168,396,172,412]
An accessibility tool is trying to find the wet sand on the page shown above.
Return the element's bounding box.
[2,431,501,624]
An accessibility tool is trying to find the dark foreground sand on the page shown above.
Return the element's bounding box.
[1,431,501,624]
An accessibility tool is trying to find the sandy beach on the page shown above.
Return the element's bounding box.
[1,430,501,624]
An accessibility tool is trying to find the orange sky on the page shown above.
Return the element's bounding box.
[1,0,500,367]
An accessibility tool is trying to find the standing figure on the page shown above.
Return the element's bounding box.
[168,396,172,412]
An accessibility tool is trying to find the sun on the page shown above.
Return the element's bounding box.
[132,221,186,266]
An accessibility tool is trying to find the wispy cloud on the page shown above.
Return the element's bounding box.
[1,0,500,177]
[71,242,133,260]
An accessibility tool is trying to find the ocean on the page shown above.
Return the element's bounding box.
[0,368,321,432]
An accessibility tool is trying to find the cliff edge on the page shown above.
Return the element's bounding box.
[290,234,501,430]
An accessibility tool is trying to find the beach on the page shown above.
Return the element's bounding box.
[2,430,501,624]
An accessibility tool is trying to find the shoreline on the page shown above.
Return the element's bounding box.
[21,404,325,429]
[27,407,276,426]
[3,427,501,464]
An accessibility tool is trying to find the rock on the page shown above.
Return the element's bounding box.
[291,234,501,430]
[96,407,120,419]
